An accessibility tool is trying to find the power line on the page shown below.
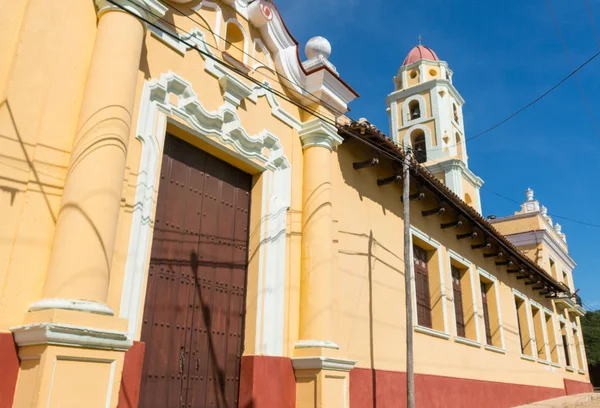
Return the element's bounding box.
[151,0,350,118]
[480,186,600,228]
[544,0,600,139]
[115,0,600,232]
[585,0,600,48]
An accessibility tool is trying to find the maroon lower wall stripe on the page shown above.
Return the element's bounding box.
[239,355,295,408]
[0,332,19,408]
[351,367,592,408]
[118,341,146,408]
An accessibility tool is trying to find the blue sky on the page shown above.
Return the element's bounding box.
[275,0,600,309]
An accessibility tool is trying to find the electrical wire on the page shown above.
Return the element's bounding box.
[480,186,600,228]
[585,0,600,48]
[111,0,600,231]
[544,0,600,139]
[104,0,409,168]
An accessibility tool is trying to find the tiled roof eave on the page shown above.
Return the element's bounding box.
[338,122,568,296]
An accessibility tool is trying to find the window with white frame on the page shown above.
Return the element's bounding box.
[478,269,504,350]
[410,227,448,338]
[513,289,534,358]
[530,301,548,361]
[559,318,573,368]
[543,308,560,365]
[448,250,479,345]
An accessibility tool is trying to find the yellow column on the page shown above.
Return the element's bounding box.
[297,118,342,350]
[10,2,167,407]
[294,118,355,408]
[30,3,148,314]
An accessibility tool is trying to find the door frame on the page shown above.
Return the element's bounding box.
[119,71,292,358]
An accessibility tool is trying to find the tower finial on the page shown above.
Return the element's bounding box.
[418,34,422,45]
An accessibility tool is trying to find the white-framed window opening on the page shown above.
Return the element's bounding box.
[513,289,535,360]
[409,226,449,340]
[478,268,505,352]
[447,250,480,347]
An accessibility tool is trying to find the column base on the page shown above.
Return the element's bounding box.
[9,309,130,407]
[292,356,356,408]
[28,298,115,315]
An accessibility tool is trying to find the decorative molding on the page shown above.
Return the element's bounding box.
[219,75,253,107]
[224,18,250,65]
[28,299,114,316]
[295,340,340,350]
[291,356,356,372]
[499,229,576,270]
[119,70,292,358]
[299,118,343,151]
[10,323,131,351]
[248,80,302,129]
[426,159,484,189]
[192,1,223,47]
[387,78,465,106]
[94,0,167,21]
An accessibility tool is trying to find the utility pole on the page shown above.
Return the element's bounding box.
[403,149,415,408]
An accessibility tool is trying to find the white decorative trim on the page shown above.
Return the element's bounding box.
[291,356,357,372]
[28,299,114,316]
[455,336,481,348]
[426,159,484,189]
[106,359,116,408]
[120,71,292,359]
[10,323,132,351]
[478,268,505,349]
[414,325,450,340]
[485,345,506,354]
[401,123,433,152]
[299,118,343,151]
[578,369,586,375]
[409,226,449,334]
[192,1,223,47]
[295,340,340,350]
[566,366,575,372]
[252,38,275,71]
[248,80,302,129]
[387,78,465,106]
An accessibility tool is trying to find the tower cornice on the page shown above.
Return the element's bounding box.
[386,78,465,105]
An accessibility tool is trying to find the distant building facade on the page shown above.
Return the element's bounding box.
[0,1,591,407]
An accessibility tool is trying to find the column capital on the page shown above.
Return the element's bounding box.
[94,0,167,22]
[299,118,343,151]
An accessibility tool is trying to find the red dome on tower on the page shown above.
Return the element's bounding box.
[402,45,439,66]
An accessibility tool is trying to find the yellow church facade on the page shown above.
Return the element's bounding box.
[0,1,592,407]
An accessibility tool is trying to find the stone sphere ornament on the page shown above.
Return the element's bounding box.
[305,36,332,60]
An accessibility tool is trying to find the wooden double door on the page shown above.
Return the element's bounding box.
[139,134,252,408]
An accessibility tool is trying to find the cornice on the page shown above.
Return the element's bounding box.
[298,118,343,151]
[10,322,132,351]
[501,229,576,270]
[291,356,357,372]
[426,159,483,188]
[94,0,167,21]
[386,78,465,106]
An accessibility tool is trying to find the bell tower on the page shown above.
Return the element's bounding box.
[386,41,484,212]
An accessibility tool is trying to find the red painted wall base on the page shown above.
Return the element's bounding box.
[564,378,594,395]
[0,332,19,408]
[117,341,146,408]
[350,367,593,408]
[239,355,295,408]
